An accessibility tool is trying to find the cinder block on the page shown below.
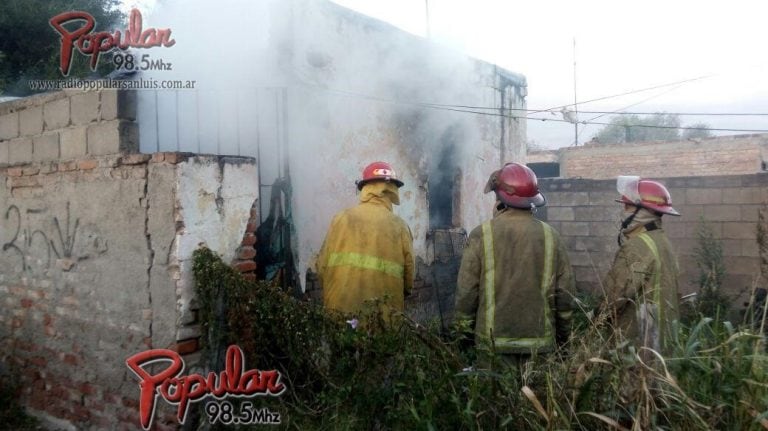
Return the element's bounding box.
[60,127,87,160]
[722,222,757,240]
[742,241,760,257]
[32,133,60,161]
[574,265,600,283]
[686,188,723,205]
[664,220,686,239]
[87,120,139,155]
[565,249,592,267]
[588,191,618,205]
[723,256,759,275]
[547,207,574,221]
[43,97,70,130]
[589,221,617,237]
[546,221,561,232]
[0,140,8,164]
[672,239,698,256]
[740,205,767,222]
[722,187,767,205]
[720,239,743,257]
[573,206,616,222]
[19,106,43,136]
[742,173,768,187]
[701,205,742,222]
[547,191,589,206]
[100,89,137,121]
[560,221,590,236]
[70,91,100,125]
[0,112,19,140]
[701,176,743,188]
[8,136,33,164]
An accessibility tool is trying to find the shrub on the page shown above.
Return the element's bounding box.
[192,247,768,430]
[690,219,731,320]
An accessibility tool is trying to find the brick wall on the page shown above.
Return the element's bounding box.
[232,201,259,281]
[538,174,768,308]
[527,134,768,179]
[0,90,259,430]
[1,154,178,430]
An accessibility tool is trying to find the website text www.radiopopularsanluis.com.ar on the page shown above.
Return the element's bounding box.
[28,77,197,91]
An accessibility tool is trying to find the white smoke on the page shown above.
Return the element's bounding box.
[136,0,526,287]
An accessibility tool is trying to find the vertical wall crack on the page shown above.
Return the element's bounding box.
[142,164,154,347]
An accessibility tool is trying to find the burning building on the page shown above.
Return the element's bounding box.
[138,0,527,301]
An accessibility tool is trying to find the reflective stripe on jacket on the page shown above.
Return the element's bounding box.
[604,228,680,352]
[318,182,414,317]
[454,208,575,354]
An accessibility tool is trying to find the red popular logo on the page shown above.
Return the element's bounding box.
[49,8,176,76]
[125,345,285,430]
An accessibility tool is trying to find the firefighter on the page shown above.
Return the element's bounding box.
[454,163,575,362]
[317,161,415,322]
[604,176,681,354]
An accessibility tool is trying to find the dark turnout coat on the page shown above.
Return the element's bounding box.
[604,226,680,352]
[454,208,575,354]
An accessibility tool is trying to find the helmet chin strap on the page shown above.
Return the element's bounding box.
[618,204,642,246]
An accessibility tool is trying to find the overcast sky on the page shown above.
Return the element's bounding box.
[331,0,768,149]
[123,0,768,149]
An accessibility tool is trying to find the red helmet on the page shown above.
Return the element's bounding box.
[356,161,404,190]
[486,162,546,209]
[616,176,680,216]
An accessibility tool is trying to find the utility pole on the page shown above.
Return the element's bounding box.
[425,0,431,38]
[573,37,579,146]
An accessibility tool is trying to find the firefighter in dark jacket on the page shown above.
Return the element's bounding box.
[454,163,575,358]
[604,176,681,354]
[318,161,415,321]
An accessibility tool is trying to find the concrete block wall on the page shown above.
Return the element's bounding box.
[0,90,138,166]
[538,173,768,308]
[527,134,768,179]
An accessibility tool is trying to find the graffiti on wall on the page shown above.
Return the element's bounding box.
[1,202,107,274]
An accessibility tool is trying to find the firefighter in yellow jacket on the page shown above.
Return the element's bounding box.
[604,176,681,353]
[454,163,575,356]
[318,161,414,320]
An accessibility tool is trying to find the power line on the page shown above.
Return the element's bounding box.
[532,109,768,117]
[309,85,768,133]
[328,87,768,117]
[579,85,684,140]
[531,74,715,114]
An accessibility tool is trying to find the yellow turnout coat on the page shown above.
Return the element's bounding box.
[318,182,414,317]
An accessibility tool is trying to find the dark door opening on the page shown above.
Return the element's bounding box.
[428,126,462,229]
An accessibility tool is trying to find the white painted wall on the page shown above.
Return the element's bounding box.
[283,0,527,284]
[175,156,259,326]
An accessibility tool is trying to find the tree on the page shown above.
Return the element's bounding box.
[0,0,124,96]
[682,122,713,140]
[593,113,681,144]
